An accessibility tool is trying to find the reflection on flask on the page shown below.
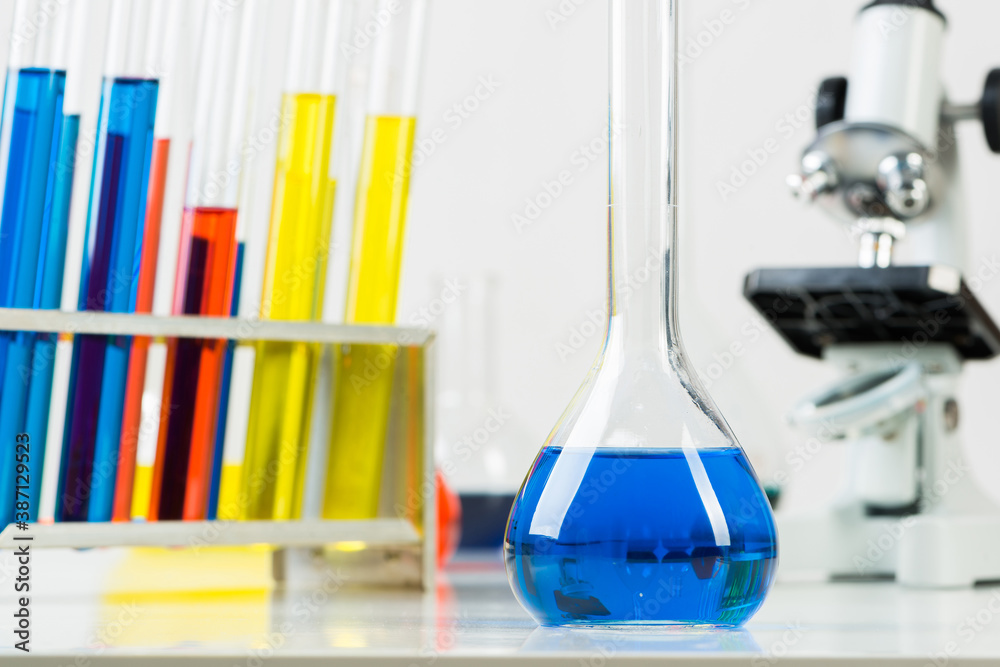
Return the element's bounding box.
[521,624,760,654]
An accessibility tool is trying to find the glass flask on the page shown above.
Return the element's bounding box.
[504,0,778,628]
[435,274,533,548]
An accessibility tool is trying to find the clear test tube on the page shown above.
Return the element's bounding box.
[55,0,162,522]
[298,0,366,520]
[323,0,430,520]
[24,0,86,524]
[111,0,184,523]
[145,0,260,522]
[209,0,268,522]
[239,0,350,521]
[129,3,204,521]
[0,0,73,524]
[36,0,92,524]
[213,123,266,522]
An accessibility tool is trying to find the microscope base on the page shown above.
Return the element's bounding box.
[898,515,1000,587]
[777,510,1000,588]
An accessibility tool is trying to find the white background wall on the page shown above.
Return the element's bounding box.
[3,0,1000,505]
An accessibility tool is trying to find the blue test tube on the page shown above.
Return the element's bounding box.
[0,0,76,525]
[56,0,161,522]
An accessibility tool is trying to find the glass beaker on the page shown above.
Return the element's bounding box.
[504,0,778,627]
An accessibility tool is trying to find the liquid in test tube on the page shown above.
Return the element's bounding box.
[56,0,160,522]
[240,0,347,521]
[111,0,184,523]
[323,0,428,520]
[207,0,268,522]
[148,0,260,521]
[36,0,96,524]
[205,241,243,520]
[128,6,207,522]
[0,0,73,524]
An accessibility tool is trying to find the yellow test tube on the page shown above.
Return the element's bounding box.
[323,0,430,519]
[240,0,349,520]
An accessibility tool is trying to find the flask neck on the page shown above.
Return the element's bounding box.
[605,0,680,360]
[544,0,740,455]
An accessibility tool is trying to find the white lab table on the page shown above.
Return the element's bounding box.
[3,550,1000,665]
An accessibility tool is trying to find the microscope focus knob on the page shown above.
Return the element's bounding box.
[816,77,848,130]
[982,68,1000,154]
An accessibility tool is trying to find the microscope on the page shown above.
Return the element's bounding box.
[744,0,1000,587]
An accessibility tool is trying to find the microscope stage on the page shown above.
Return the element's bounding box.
[743,266,1000,360]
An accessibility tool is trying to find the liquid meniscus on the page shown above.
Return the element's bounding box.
[504,446,777,627]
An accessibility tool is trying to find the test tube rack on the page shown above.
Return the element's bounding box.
[0,308,437,590]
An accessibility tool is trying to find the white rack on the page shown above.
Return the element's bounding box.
[0,308,437,589]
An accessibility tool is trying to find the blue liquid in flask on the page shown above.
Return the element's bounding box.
[504,446,777,627]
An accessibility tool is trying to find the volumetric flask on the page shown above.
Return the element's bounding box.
[503,0,778,627]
